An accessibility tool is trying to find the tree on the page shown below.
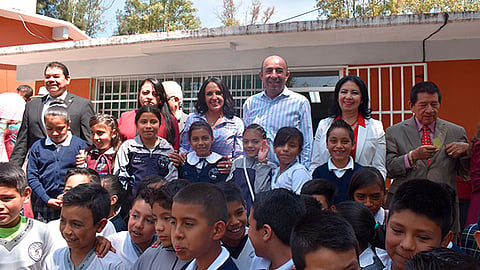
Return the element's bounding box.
[217,0,275,26]
[116,0,201,35]
[37,0,111,37]
[316,0,480,19]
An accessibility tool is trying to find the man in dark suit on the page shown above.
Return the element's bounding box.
[10,61,94,166]
[386,81,469,231]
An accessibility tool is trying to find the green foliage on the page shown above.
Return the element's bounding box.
[316,0,480,18]
[116,0,201,35]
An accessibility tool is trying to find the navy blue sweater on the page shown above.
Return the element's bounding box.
[312,162,362,204]
[181,158,228,184]
[27,135,87,203]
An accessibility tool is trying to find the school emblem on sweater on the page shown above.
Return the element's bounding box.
[157,155,170,168]
[208,168,220,181]
[28,242,44,262]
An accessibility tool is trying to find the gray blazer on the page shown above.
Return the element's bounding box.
[386,116,469,195]
[10,92,94,166]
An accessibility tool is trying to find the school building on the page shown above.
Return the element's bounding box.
[0,10,479,137]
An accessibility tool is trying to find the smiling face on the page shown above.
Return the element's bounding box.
[409,92,440,126]
[60,205,104,254]
[139,81,159,106]
[222,200,247,245]
[44,67,71,98]
[0,186,30,228]
[259,56,290,98]
[90,123,114,152]
[189,128,213,157]
[152,202,173,247]
[326,127,353,167]
[45,115,70,144]
[274,138,302,168]
[128,199,156,251]
[338,80,362,115]
[136,112,160,142]
[171,202,220,262]
[353,184,385,216]
[243,129,263,158]
[386,209,446,270]
[204,82,224,114]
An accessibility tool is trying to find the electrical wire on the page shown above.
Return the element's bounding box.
[17,13,54,42]
[276,7,321,24]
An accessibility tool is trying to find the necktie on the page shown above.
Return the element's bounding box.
[422,125,432,164]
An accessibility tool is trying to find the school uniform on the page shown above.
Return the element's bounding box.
[0,216,55,269]
[109,209,127,232]
[271,160,311,194]
[181,152,228,183]
[249,256,294,270]
[44,247,125,269]
[86,147,115,175]
[114,135,177,195]
[223,234,255,270]
[132,245,189,270]
[107,230,157,269]
[226,156,274,210]
[182,246,238,270]
[359,245,385,270]
[312,157,362,204]
[374,207,387,225]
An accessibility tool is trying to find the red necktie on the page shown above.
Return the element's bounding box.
[422,125,432,164]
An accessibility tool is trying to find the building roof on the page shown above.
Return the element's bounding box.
[0,8,90,43]
[2,11,480,80]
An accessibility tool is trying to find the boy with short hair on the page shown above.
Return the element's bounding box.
[171,182,238,270]
[217,181,255,269]
[461,213,480,260]
[27,103,87,222]
[384,179,453,270]
[0,162,55,269]
[300,178,337,210]
[311,120,362,204]
[291,210,360,270]
[248,188,306,270]
[132,179,190,270]
[44,183,125,269]
[405,247,480,270]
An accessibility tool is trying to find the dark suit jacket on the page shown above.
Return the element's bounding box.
[10,92,94,166]
[386,117,469,195]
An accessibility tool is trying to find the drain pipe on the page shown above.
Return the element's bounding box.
[423,12,449,62]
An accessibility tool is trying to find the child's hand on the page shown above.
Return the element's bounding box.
[151,238,162,248]
[258,139,269,163]
[169,151,187,167]
[76,150,87,167]
[94,236,115,257]
[47,198,62,210]
[218,157,232,174]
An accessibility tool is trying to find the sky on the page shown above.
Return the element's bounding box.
[99,0,319,37]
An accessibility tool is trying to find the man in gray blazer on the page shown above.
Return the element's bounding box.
[386,81,469,231]
[10,61,94,167]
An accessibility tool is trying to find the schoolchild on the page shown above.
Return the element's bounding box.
[405,247,480,270]
[383,179,454,270]
[171,182,239,269]
[311,119,362,204]
[107,188,157,269]
[291,210,360,270]
[300,178,337,211]
[271,127,311,194]
[217,182,255,269]
[226,124,273,210]
[181,121,229,183]
[132,179,190,270]
[0,162,55,269]
[100,174,131,232]
[248,188,306,270]
[27,102,87,222]
[114,105,177,195]
[336,201,385,270]
[76,113,122,175]
[348,166,387,225]
[44,183,125,269]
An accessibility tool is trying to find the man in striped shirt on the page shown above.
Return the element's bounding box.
[243,55,313,168]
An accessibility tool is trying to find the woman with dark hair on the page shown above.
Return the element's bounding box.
[118,78,180,150]
[172,77,243,171]
[310,75,386,177]
[466,121,480,225]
